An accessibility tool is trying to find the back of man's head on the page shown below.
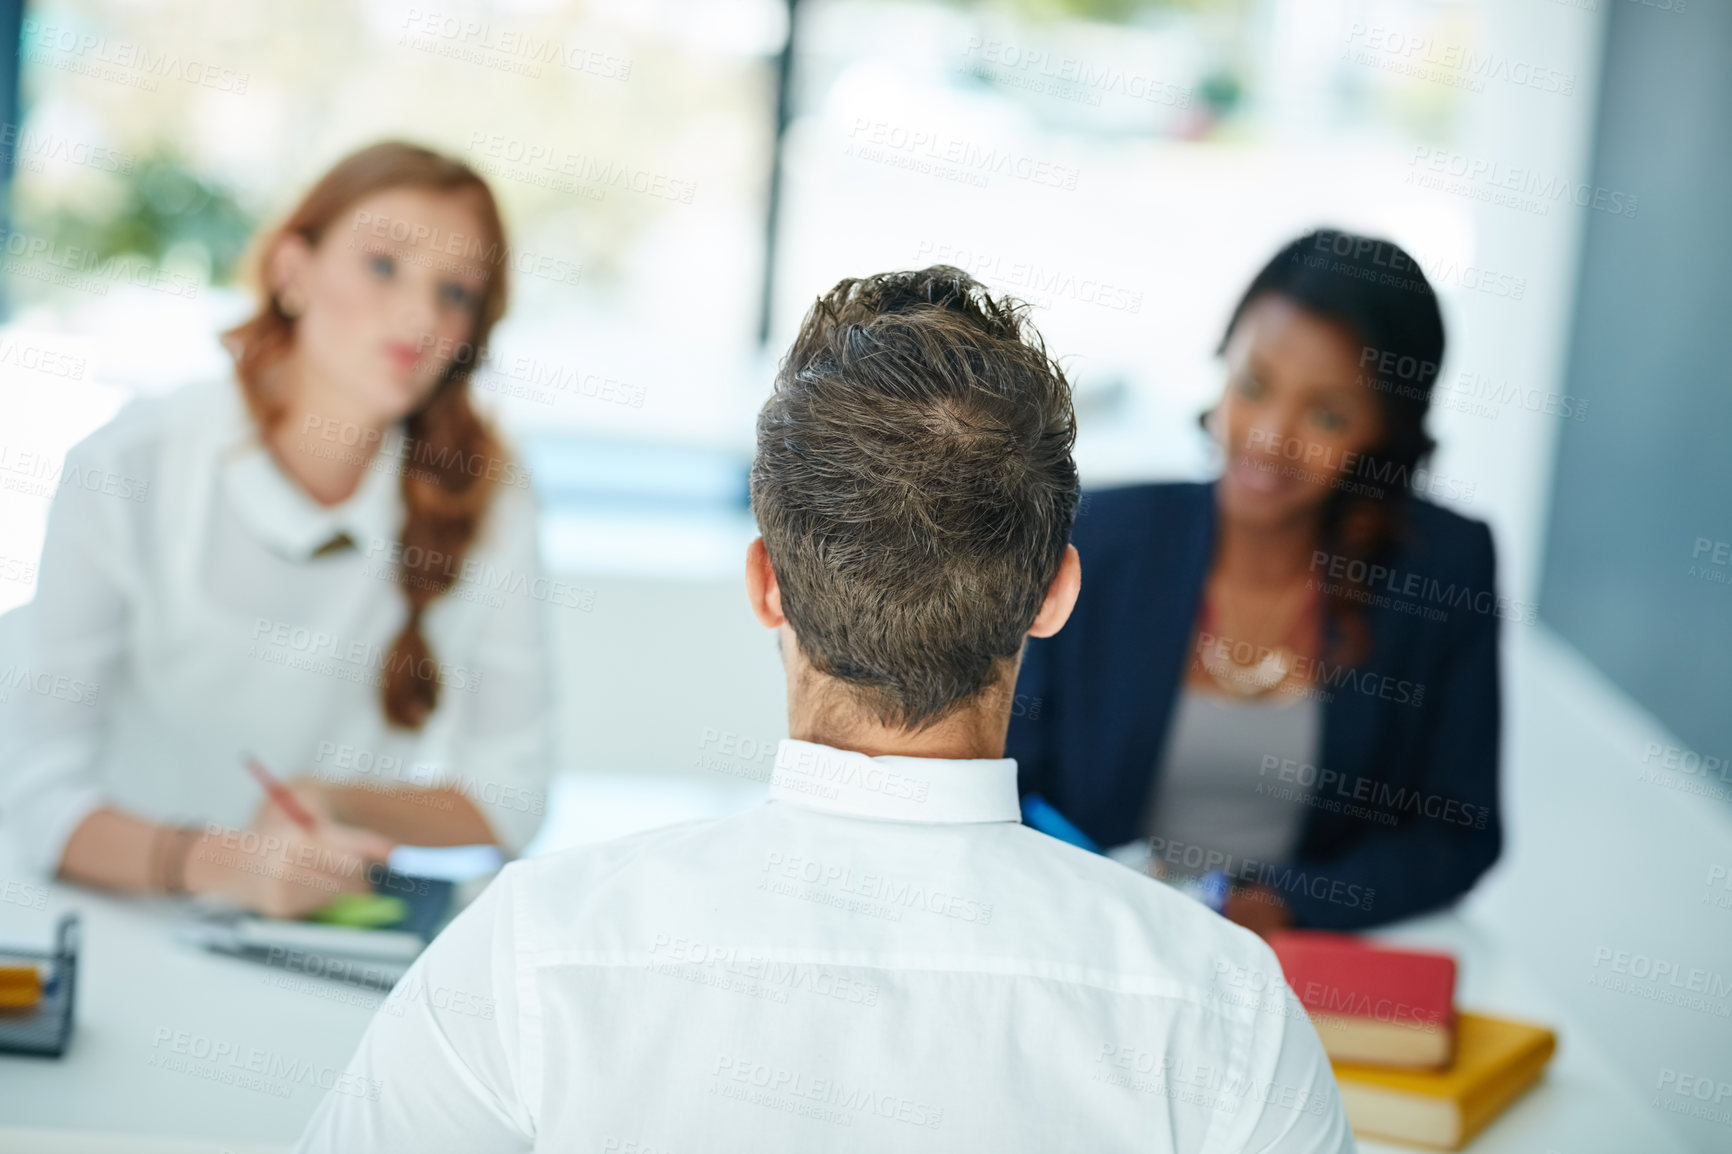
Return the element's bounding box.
[751,265,1080,732]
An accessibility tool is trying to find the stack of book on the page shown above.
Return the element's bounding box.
[1270,931,1556,1150]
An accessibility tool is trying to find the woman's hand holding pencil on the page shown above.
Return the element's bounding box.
[176,757,398,919]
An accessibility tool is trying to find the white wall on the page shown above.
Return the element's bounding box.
[1425,0,1608,604]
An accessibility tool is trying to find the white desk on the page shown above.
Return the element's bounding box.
[0,886,378,1151]
[0,771,1695,1153]
[1355,913,1693,1154]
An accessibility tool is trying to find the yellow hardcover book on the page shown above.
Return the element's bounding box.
[1330,1012,1557,1150]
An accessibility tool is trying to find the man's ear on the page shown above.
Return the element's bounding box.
[745,536,785,628]
[1028,544,1080,639]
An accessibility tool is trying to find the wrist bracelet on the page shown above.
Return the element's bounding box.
[147,824,169,893]
[157,825,202,895]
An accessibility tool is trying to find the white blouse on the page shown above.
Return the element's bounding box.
[0,376,555,878]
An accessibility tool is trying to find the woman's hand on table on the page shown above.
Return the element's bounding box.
[1223,884,1295,939]
[182,781,398,919]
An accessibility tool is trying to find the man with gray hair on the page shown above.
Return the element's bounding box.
[298,266,1354,1152]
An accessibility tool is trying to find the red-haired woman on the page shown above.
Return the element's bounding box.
[0,142,554,916]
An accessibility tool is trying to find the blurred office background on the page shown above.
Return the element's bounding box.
[0,0,1610,747]
[0,0,1727,1149]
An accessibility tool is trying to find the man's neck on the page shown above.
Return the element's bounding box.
[776,627,1020,761]
[788,685,1012,762]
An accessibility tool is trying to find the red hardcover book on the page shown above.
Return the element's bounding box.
[1270,931,1458,1068]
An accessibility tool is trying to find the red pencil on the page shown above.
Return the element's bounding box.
[244,754,318,832]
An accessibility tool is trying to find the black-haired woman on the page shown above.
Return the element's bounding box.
[1008,229,1503,934]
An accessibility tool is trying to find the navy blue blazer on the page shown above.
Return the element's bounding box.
[1008,481,1503,930]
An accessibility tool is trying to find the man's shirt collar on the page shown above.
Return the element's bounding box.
[768,738,1021,825]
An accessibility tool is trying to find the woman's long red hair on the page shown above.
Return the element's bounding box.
[223,141,512,729]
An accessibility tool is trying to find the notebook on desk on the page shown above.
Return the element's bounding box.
[177,845,501,991]
[180,869,452,991]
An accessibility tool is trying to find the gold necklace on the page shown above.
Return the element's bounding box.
[1196,581,1314,699]
[1197,638,1294,698]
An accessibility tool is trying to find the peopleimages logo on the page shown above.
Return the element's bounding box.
[760,850,995,926]
[148,1028,381,1100]
[400,11,632,82]
[0,334,92,379]
[648,933,881,1008]
[1194,630,1425,707]
[248,617,484,693]
[415,338,647,411]
[0,124,135,173]
[773,744,931,804]
[1299,983,1445,1030]
[20,19,251,93]
[467,132,693,204]
[1407,147,1640,218]
[0,664,100,707]
[960,36,1193,109]
[1589,946,1732,997]
[1092,1039,1332,1115]
[1653,1068,1732,1128]
[1306,233,1527,301]
[1356,344,1592,425]
[711,1054,945,1130]
[1,878,49,910]
[1308,550,1537,626]
[1146,836,1376,910]
[1343,24,1577,96]
[362,537,596,612]
[1258,755,1490,830]
[297,414,532,490]
[1243,429,1478,504]
[846,118,1081,191]
[914,239,1143,314]
[0,442,152,503]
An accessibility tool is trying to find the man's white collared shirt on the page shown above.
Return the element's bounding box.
[298,739,1354,1153]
